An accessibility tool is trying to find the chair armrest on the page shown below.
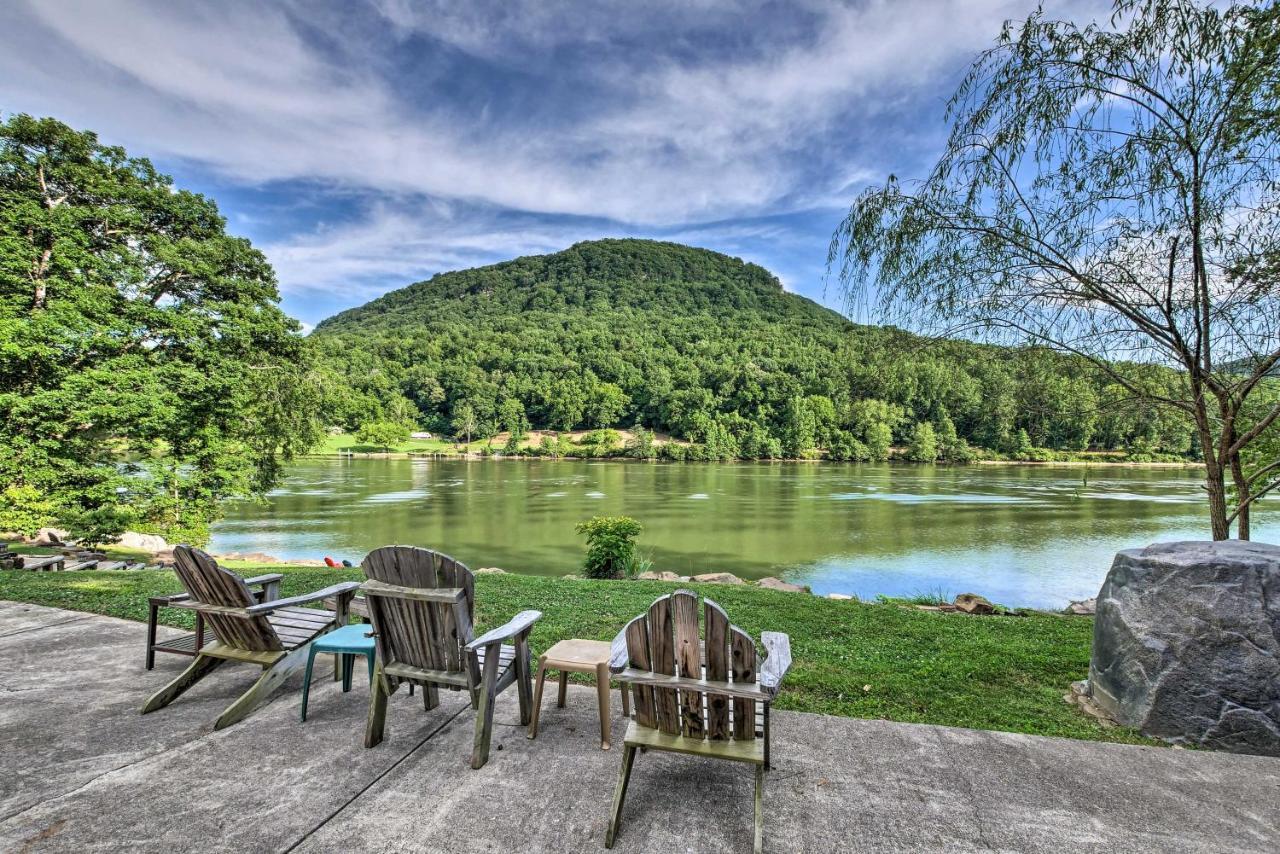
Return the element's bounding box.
[245,581,362,616]
[608,615,643,674]
[758,631,792,698]
[464,610,542,653]
[244,573,284,603]
[243,573,284,587]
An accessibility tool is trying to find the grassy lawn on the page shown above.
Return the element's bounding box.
[0,567,1147,745]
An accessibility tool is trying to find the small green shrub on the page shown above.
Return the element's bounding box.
[575,515,643,579]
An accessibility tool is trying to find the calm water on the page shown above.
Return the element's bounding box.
[209,458,1280,609]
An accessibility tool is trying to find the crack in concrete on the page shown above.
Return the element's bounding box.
[280,703,470,853]
[0,615,94,639]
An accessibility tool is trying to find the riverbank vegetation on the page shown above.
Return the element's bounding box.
[0,566,1153,745]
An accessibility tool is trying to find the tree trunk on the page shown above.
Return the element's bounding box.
[1229,451,1251,541]
[1203,456,1230,541]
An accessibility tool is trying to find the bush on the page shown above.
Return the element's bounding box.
[575,515,643,579]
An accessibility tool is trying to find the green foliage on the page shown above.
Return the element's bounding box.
[355,420,411,452]
[310,239,1192,464]
[0,484,56,537]
[0,115,320,544]
[575,429,622,457]
[574,515,643,579]
[624,424,657,459]
[905,422,939,462]
[864,422,893,462]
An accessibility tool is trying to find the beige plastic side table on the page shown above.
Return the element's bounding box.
[527,639,630,749]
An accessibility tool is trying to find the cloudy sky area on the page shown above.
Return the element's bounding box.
[0,0,1105,326]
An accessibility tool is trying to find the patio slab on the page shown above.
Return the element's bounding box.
[1,602,1278,852]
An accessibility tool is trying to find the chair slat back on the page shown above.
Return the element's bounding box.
[172,545,282,653]
[625,590,757,742]
[361,546,475,677]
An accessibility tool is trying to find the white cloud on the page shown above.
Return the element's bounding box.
[0,0,1105,225]
[0,0,1110,307]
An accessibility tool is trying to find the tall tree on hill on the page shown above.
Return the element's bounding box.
[0,115,321,543]
[831,0,1280,538]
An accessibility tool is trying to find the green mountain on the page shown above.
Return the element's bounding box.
[311,239,1190,459]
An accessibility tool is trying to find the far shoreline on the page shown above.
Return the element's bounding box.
[307,451,1203,469]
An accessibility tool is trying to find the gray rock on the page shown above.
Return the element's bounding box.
[953,593,994,614]
[1088,540,1280,756]
[1065,597,1097,616]
[33,527,71,546]
[116,531,169,553]
[475,567,507,575]
[691,572,745,585]
[756,576,806,593]
[826,593,855,601]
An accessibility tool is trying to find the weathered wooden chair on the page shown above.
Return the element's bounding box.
[141,545,361,729]
[360,545,541,769]
[606,590,792,854]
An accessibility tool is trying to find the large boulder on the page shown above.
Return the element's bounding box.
[116,531,169,553]
[1087,540,1280,756]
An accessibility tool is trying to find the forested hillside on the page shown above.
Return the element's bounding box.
[312,239,1192,460]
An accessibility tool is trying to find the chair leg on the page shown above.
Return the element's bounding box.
[527,655,548,739]
[423,682,439,710]
[620,681,630,717]
[557,670,568,707]
[515,635,533,726]
[213,646,310,730]
[753,763,764,854]
[596,662,612,750]
[470,643,502,769]
[365,650,376,685]
[604,744,637,849]
[141,653,223,714]
[763,703,771,771]
[145,602,159,670]
[342,654,353,693]
[365,667,391,748]
[301,646,319,722]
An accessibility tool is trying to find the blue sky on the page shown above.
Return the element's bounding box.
[0,0,1104,328]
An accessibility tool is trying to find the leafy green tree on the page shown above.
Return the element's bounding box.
[905,422,939,462]
[831,0,1280,538]
[451,402,477,445]
[575,515,643,579]
[864,422,893,462]
[587,382,629,428]
[934,412,974,463]
[701,418,740,461]
[356,420,411,453]
[625,424,657,459]
[827,430,870,462]
[0,115,319,544]
[498,397,529,443]
[781,396,817,458]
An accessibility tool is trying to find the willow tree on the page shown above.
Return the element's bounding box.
[0,115,321,543]
[831,0,1280,539]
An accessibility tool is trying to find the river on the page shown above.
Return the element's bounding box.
[208,458,1280,609]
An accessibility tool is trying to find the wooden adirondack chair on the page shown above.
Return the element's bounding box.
[605,590,792,854]
[141,545,361,730]
[360,545,541,769]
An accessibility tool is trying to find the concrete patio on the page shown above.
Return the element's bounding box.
[2,601,1278,853]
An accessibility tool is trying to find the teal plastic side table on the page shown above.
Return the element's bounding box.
[301,623,377,722]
